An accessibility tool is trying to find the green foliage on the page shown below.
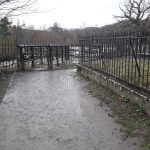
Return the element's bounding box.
[143,143,150,149]
[136,107,146,116]
[0,17,12,42]
[83,78,150,149]
[50,22,63,33]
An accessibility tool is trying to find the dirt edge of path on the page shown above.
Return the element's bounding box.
[78,73,150,150]
[0,72,14,104]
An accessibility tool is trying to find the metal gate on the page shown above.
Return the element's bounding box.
[17,44,81,71]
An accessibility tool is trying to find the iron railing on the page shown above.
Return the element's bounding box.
[0,44,17,72]
[17,44,81,70]
[79,32,150,93]
[0,44,81,71]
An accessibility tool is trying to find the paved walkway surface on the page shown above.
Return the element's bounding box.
[0,69,140,150]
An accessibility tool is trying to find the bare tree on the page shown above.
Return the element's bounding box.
[115,0,150,31]
[114,0,150,77]
[0,0,37,19]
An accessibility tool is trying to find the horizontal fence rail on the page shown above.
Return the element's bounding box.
[79,32,150,93]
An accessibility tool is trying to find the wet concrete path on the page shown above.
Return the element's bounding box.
[0,69,140,150]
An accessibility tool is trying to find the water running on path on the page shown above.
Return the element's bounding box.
[0,69,140,150]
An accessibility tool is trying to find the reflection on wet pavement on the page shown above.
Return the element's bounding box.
[0,69,140,150]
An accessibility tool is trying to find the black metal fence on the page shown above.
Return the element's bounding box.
[1,31,150,93]
[0,44,81,72]
[17,44,80,70]
[79,32,150,93]
[0,44,17,72]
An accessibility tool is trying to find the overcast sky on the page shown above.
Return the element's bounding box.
[12,0,124,29]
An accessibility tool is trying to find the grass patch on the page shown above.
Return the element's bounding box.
[83,78,150,150]
[144,144,150,150]
[85,57,150,90]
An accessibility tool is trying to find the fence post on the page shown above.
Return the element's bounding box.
[67,45,70,60]
[61,45,64,64]
[49,46,53,70]
[40,46,43,65]
[65,46,67,61]
[47,45,50,70]
[20,47,25,71]
[89,43,91,63]
[56,45,59,66]
[81,44,84,63]
[17,45,20,70]
[31,47,35,68]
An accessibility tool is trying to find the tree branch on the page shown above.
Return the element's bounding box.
[0,0,38,19]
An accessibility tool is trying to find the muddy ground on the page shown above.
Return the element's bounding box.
[0,69,147,150]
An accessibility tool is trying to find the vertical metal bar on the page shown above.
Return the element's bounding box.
[134,35,138,85]
[49,45,53,70]
[142,37,146,87]
[112,33,114,75]
[27,45,29,69]
[65,45,67,61]
[61,45,64,64]
[124,34,127,81]
[67,45,70,61]
[4,44,6,70]
[16,45,20,70]
[128,34,131,82]
[31,46,35,68]
[20,46,25,71]
[40,46,43,65]
[56,45,59,66]
[116,33,119,77]
[121,36,124,79]
[118,34,121,78]
[113,33,116,76]
[47,45,50,69]
[146,41,150,89]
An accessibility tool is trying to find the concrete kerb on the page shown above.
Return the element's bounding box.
[77,64,150,116]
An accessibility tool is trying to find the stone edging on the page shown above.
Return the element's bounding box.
[77,64,150,116]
